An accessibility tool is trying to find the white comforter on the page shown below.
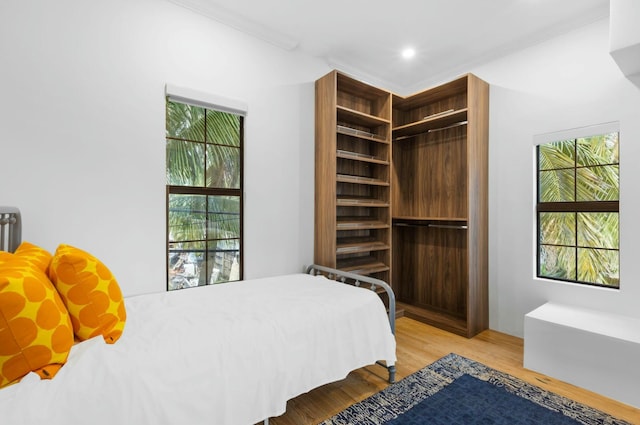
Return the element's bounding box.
[0,273,396,425]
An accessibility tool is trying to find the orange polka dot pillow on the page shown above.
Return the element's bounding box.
[13,241,53,273]
[0,257,74,388]
[48,244,126,344]
[0,252,13,266]
[0,241,53,273]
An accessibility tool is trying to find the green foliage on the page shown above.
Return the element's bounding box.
[166,101,241,188]
[537,132,619,287]
[166,100,242,289]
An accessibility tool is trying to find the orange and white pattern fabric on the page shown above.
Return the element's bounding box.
[49,244,126,344]
[0,256,74,388]
[13,241,53,274]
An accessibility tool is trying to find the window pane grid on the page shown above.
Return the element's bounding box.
[166,135,240,149]
[536,131,619,289]
[166,99,243,291]
[540,243,618,251]
[538,245,619,284]
[539,161,619,172]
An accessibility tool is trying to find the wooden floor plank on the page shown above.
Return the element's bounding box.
[267,317,640,424]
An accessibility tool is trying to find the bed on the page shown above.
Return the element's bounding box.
[0,207,396,425]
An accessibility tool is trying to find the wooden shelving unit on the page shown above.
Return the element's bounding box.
[391,74,489,338]
[315,71,488,337]
[315,70,392,283]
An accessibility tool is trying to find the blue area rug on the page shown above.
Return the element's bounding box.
[321,353,631,425]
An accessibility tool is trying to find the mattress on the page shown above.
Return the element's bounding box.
[0,273,396,425]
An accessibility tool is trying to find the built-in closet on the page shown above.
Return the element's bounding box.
[315,70,489,337]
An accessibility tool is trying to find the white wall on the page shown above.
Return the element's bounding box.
[3,1,638,339]
[468,18,640,336]
[0,0,329,296]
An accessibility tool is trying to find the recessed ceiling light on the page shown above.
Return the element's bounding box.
[401,47,416,60]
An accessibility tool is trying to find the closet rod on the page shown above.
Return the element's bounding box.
[429,120,468,132]
[393,120,468,141]
[393,223,468,230]
[429,223,468,230]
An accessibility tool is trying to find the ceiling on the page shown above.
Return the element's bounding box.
[168,0,611,94]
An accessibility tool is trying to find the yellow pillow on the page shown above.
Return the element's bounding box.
[49,245,126,344]
[0,252,13,265]
[14,241,53,273]
[0,259,74,388]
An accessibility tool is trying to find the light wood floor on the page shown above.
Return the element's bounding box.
[268,317,640,425]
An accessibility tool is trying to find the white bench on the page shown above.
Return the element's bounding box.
[524,302,640,408]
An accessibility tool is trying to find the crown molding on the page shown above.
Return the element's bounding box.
[324,56,404,95]
[167,0,299,51]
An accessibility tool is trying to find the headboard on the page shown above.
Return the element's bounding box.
[0,207,21,253]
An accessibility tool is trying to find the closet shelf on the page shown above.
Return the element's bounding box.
[392,108,467,139]
[394,222,468,230]
[336,150,389,165]
[392,74,469,110]
[337,72,390,101]
[393,217,469,230]
[337,106,390,128]
[336,257,390,276]
[393,216,468,223]
[337,127,389,144]
[337,174,389,186]
[336,217,389,230]
[337,196,389,207]
[336,240,390,255]
[398,302,469,335]
[393,216,468,230]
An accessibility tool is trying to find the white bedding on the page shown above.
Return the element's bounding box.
[0,273,396,425]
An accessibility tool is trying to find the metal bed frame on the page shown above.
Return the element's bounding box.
[263,265,397,425]
[0,207,21,253]
[306,264,397,384]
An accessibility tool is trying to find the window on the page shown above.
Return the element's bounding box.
[536,128,619,288]
[165,97,243,291]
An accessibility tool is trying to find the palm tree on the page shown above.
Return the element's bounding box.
[538,133,619,287]
[166,101,242,289]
